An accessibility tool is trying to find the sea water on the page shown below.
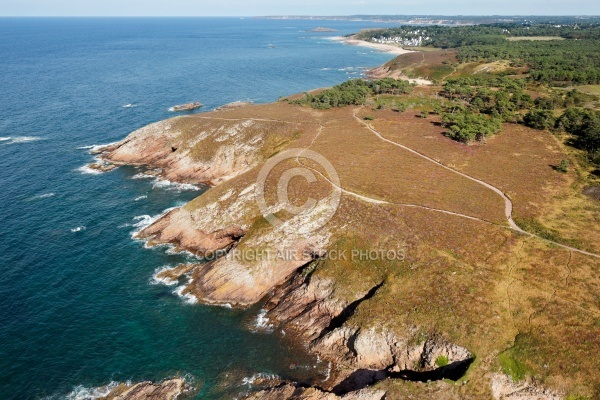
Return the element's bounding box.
[0,17,396,399]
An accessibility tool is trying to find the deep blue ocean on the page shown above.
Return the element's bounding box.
[0,17,396,399]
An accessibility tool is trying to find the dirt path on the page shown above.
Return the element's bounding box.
[440,65,457,81]
[350,109,600,259]
[296,124,505,228]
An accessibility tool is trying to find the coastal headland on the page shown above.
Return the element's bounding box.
[91,39,600,399]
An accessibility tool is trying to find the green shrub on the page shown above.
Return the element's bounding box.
[523,109,556,130]
[499,352,527,381]
[442,111,502,143]
[557,159,569,173]
[435,355,450,367]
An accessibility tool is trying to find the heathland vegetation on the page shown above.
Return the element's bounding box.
[298,22,600,170]
[97,20,600,399]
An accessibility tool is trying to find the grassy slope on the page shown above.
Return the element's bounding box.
[166,95,599,397]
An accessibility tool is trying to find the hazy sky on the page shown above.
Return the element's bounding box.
[1,0,598,17]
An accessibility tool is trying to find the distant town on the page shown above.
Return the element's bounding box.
[261,15,600,26]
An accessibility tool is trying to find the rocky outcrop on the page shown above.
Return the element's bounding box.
[138,208,245,258]
[244,383,385,400]
[94,118,254,185]
[490,374,562,400]
[258,267,473,394]
[93,110,309,186]
[99,378,185,400]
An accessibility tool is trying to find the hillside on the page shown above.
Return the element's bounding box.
[94,78,600,398]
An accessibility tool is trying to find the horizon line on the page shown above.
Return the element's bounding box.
[1,14,599,18]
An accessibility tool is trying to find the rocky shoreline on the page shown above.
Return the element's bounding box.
[86,82,597,398]
[90,104,476,398]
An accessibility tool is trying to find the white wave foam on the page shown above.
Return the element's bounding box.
[131,215,155,237]
[323,361,332,382]
[11,136,43,143]
[152,179,199,192]
[241,372,279,387]
[122,103,136,108]
[151,266,179,286]
[71,226,86,233]
[76,165,103,175]
[130,206,178,238]
[131,172,155,180]
[134,195,147,201]
[1,136,44,145]
[82,141,120,154]
[252,309,274,333]
[165,246,198,259]
[65,381,127,400]
[34,193,55,200]
[173,285,198,304]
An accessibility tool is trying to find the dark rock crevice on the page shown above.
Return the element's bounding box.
[318,281,384,340]
[332,357,475,395]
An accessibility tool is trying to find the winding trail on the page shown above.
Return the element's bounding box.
[296,123,508,227]
[349,109,600,259]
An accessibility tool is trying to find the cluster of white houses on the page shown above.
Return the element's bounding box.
[370,32,431,46]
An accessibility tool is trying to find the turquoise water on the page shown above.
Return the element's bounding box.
[0,18,396,399]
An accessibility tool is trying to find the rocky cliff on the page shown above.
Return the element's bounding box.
[96,98,600,399]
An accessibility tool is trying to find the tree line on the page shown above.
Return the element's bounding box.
[356,23,600,85]
[292,78,413,109]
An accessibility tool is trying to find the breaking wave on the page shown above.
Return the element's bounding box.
[1,136,44,145]
[76,165,103,175]
[152,179,199,192]
[173,284,198,305]
[65,381,123,400]
[150,266,179,286]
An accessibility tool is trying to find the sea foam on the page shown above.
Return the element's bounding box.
[173,285,198,305]
[30,193,55,200]
[65,381,122,400]
[152,179,199,192]
[130,206,178,238]
[131,172,155,180]
[0,136,44,145]
[150,266,179,286]
[241,372,279,387]
[76,165,103,175]
[252,309,274,333]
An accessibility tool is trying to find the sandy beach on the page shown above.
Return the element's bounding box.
[330,36,415,55]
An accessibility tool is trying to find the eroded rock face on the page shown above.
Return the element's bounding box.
[243,383,386,400]
[94,115,304,186]
[99,378,185,400]
[261,269,473,393]
[138,208,245,257]
[490,374,562,400]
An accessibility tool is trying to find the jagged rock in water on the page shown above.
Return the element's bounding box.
[99,378,185,400]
